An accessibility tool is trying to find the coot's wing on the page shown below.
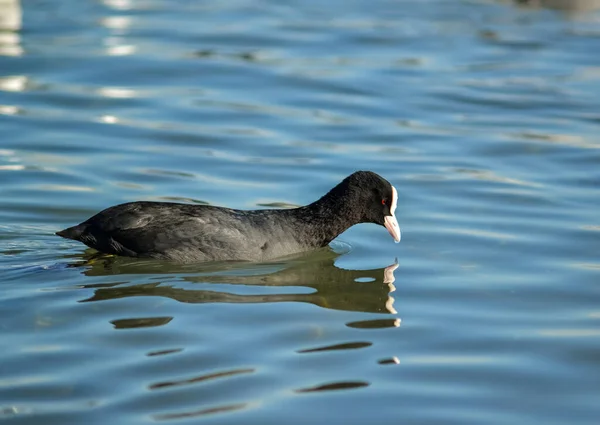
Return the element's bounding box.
[78,203,251,261]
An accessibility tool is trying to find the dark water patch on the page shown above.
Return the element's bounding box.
[346,318,401,329]
[295,381,370,393]
[153,402,249,420]
[298,342,373,354]
[111,316,173,329]
[149,368,254,390]
[146,348,183,357]
[378,357,401,365]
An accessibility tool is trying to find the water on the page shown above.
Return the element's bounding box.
[1,0,599,423]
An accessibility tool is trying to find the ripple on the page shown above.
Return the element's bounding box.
[99,115,119,124]
[0,105,21,115]
[140,168,196,179]
[297,342,372,354]
[2,0,600,423]
[35,185,95,192]
[378,357,400,365]
[0,75,27,92]
[0,164,26,171]
[572,263,600,270]
[451,168,541,187]
[146,348,183,357]
[346,319,401,329]
[510,132,600,149]
[256,202,300,209]
[95,87,138,98]
[405,356,497,365]
[111,316,173,329]
[295,381,369,393]
[148,196,209,204]
[538,329,600,338]
[149,368,254,391]
[153,402,249,420]
[442,228,518,241]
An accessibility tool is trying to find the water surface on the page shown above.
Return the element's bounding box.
[1,0,599,424]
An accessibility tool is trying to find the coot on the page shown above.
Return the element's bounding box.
[56,171,400,263]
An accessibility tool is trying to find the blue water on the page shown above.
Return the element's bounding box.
[1,0,600,423]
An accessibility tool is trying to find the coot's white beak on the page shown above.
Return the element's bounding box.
[384,185,401,243]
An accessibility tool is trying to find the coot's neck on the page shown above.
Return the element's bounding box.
[286,184,365,248]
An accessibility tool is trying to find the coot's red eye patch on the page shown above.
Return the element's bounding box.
[382,199,386,205]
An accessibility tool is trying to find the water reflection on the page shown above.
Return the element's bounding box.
[72,249,400,315]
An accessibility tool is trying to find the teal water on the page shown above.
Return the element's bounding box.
[1,0,600,423]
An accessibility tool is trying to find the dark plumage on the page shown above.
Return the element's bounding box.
[56,171,401,263]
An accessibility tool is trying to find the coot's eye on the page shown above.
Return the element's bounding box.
[381,199,386,205]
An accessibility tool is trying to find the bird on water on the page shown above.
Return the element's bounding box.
[56,171,401,263]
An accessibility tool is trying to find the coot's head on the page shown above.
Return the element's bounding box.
[342,171,401,243]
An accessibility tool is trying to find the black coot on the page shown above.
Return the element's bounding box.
[56,171,401,263]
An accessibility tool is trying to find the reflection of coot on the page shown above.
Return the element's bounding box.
[75,249,400,315]
[57,171,400,262]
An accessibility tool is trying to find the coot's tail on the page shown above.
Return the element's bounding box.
[56,224,86,240]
